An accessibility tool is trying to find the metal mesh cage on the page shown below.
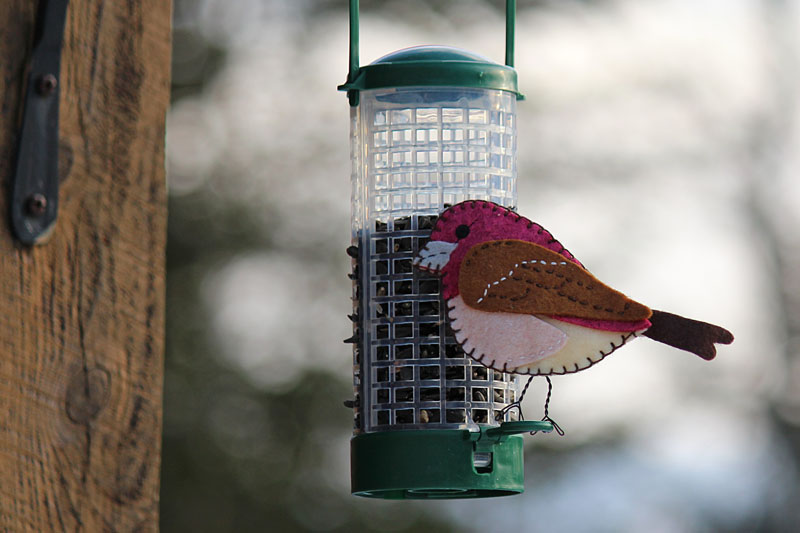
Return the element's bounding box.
[350,87,518,433]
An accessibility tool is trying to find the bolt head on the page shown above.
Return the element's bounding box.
[36,74,58,96]
[26,194,47,216]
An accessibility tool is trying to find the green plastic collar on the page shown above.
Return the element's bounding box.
[339,46,520,97]
[351,422,552,500]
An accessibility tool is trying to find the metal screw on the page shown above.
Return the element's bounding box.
[26,194,47,217]
[36,74,58,96]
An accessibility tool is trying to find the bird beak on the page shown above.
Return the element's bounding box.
[413,240,457,273]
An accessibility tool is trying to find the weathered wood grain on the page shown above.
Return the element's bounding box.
[0,1,171,530]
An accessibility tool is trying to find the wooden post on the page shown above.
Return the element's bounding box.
[0,1,171,530]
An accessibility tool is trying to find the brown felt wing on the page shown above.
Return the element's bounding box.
[458,239,651,321]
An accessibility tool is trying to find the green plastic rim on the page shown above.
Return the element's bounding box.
[351,423,552,500]
[339,46,520,97]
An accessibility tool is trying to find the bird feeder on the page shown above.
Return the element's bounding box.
[341,0,552,499]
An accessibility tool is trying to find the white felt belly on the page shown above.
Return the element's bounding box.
[514,317,644,375]
[448,295,567,371]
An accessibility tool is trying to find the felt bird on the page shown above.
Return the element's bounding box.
[413,200,733,376]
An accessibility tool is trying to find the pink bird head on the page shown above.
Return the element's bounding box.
[414,200,582,300]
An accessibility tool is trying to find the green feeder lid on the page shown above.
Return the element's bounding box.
[339,45,521,97]
[339,1,521,105]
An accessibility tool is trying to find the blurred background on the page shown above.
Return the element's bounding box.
[162,0,800,531]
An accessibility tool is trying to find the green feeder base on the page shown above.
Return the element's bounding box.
[351,421,552,500]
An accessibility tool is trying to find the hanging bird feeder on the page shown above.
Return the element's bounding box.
[340,0,554,500]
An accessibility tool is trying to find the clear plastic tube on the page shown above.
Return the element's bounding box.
[349,87,518,433]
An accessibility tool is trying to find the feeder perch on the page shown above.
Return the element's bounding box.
[340,0,553,500]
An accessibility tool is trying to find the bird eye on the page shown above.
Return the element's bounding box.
[455,224,470,240]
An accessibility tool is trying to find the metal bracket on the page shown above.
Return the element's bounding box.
[11,0,69,245]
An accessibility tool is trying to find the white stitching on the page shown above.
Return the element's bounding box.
[478,259,568,304]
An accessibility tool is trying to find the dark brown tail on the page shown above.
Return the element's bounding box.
[643,310,734,360]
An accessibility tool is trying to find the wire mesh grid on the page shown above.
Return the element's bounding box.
[351,88,519,433]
